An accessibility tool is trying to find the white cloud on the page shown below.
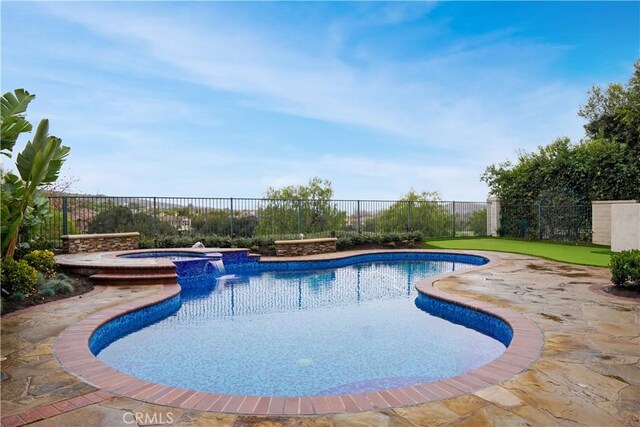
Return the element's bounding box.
[3,2,598,200]
[43,4,586,152]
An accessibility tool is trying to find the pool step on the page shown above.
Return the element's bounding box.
[90,272,179,286]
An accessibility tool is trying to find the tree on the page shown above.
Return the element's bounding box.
[482,63,640,240]
[375,191,453,237]
[87,206,176,236]
[192,210,231,236]
[191,211,258,237]
[468,208,487,237]
[255,177,346,236]
[578,61,639,148]
[1,90,70,258]
[483,63,640,205]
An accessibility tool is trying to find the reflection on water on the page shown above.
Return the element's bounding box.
[175,261,465,322]
[97,258,505,397]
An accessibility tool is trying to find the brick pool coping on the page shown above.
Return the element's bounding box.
[53,249,544,416]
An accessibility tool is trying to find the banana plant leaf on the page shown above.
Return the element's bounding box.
[1,89,35,157]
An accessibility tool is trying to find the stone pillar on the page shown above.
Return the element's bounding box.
[611,203,640,252]
[487,196,501,237]
[592,200,637,245]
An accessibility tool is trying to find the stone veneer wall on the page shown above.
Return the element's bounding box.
[61,232,140,254]
[275,238,337,257]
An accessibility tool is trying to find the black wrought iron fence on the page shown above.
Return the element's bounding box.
[499,204,592,242]
[33,196,489,248]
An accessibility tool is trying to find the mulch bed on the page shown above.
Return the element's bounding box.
[601,284,640,299]
[590,282,640,300]
[1,274,94,315]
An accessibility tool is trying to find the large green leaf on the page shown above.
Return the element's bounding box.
[42,137,70,183]
[15,119,48,181]
[0,173,26,255]
[1,90,35,157]
[1,89,34,120]
[16,119,70,188]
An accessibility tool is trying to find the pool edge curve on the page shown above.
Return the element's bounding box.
[54,249,544,416]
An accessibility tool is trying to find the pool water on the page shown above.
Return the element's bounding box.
[95,258,507,396]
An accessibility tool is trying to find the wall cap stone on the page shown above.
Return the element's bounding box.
[592,200,637,205]
[274,238,338,245]
[61,232,141,240]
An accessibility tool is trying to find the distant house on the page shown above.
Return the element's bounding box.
[69,208,97,233]
[346,211,375,227]
[158,213,191,233]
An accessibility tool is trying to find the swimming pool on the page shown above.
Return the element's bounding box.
[91,252,510,397]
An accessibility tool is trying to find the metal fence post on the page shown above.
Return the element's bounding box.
[153,197,158,247]
[297,199,302,235]
[537,204,542,240]
[356,200,361,234]
[407,201,412,232]
[230,197,235,237]
[62,196,69,236]
[452,201,456,237]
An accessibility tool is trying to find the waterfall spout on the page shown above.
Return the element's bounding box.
[205,259,225,275]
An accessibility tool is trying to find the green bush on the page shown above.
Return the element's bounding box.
[1,258,39,295]
[610,250,640,288]
[23,250,57,277]
[137,232,423,253]
[10,291,26,301]
[14,239,56,260]
[469,209,487,236]
[39,273,75,296]
[336,231,422,249]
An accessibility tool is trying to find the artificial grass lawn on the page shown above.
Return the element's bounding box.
[424,237,612,267]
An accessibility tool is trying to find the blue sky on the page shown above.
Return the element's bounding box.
[2,1,638,200]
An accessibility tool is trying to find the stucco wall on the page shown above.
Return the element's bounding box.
[611,203,640,252]
[591,200,637,245]
[487,196,501,237]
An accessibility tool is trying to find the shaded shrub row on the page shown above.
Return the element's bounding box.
[140,232,424,255]
[335,232,423,249]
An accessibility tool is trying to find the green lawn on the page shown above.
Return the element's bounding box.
[424,237,612,267]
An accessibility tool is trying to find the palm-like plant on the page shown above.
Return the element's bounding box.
[1,90,70,258]
[1,89,35,158]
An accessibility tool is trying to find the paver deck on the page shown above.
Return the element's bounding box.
[1,250,638,426]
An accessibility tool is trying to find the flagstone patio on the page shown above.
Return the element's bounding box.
[1,251,638,426]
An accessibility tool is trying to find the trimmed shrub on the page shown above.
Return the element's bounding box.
[10,291,26,301]
[23,250,57,277]
[40,273,75,296]
[40,284,56,297]
[1,258,39,295]
[610,250,640,288]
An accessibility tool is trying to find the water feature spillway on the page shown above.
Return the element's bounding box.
[205,259,225,275]
[165,253,226,285]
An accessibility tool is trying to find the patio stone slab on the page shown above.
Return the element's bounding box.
[1,250,639,426]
